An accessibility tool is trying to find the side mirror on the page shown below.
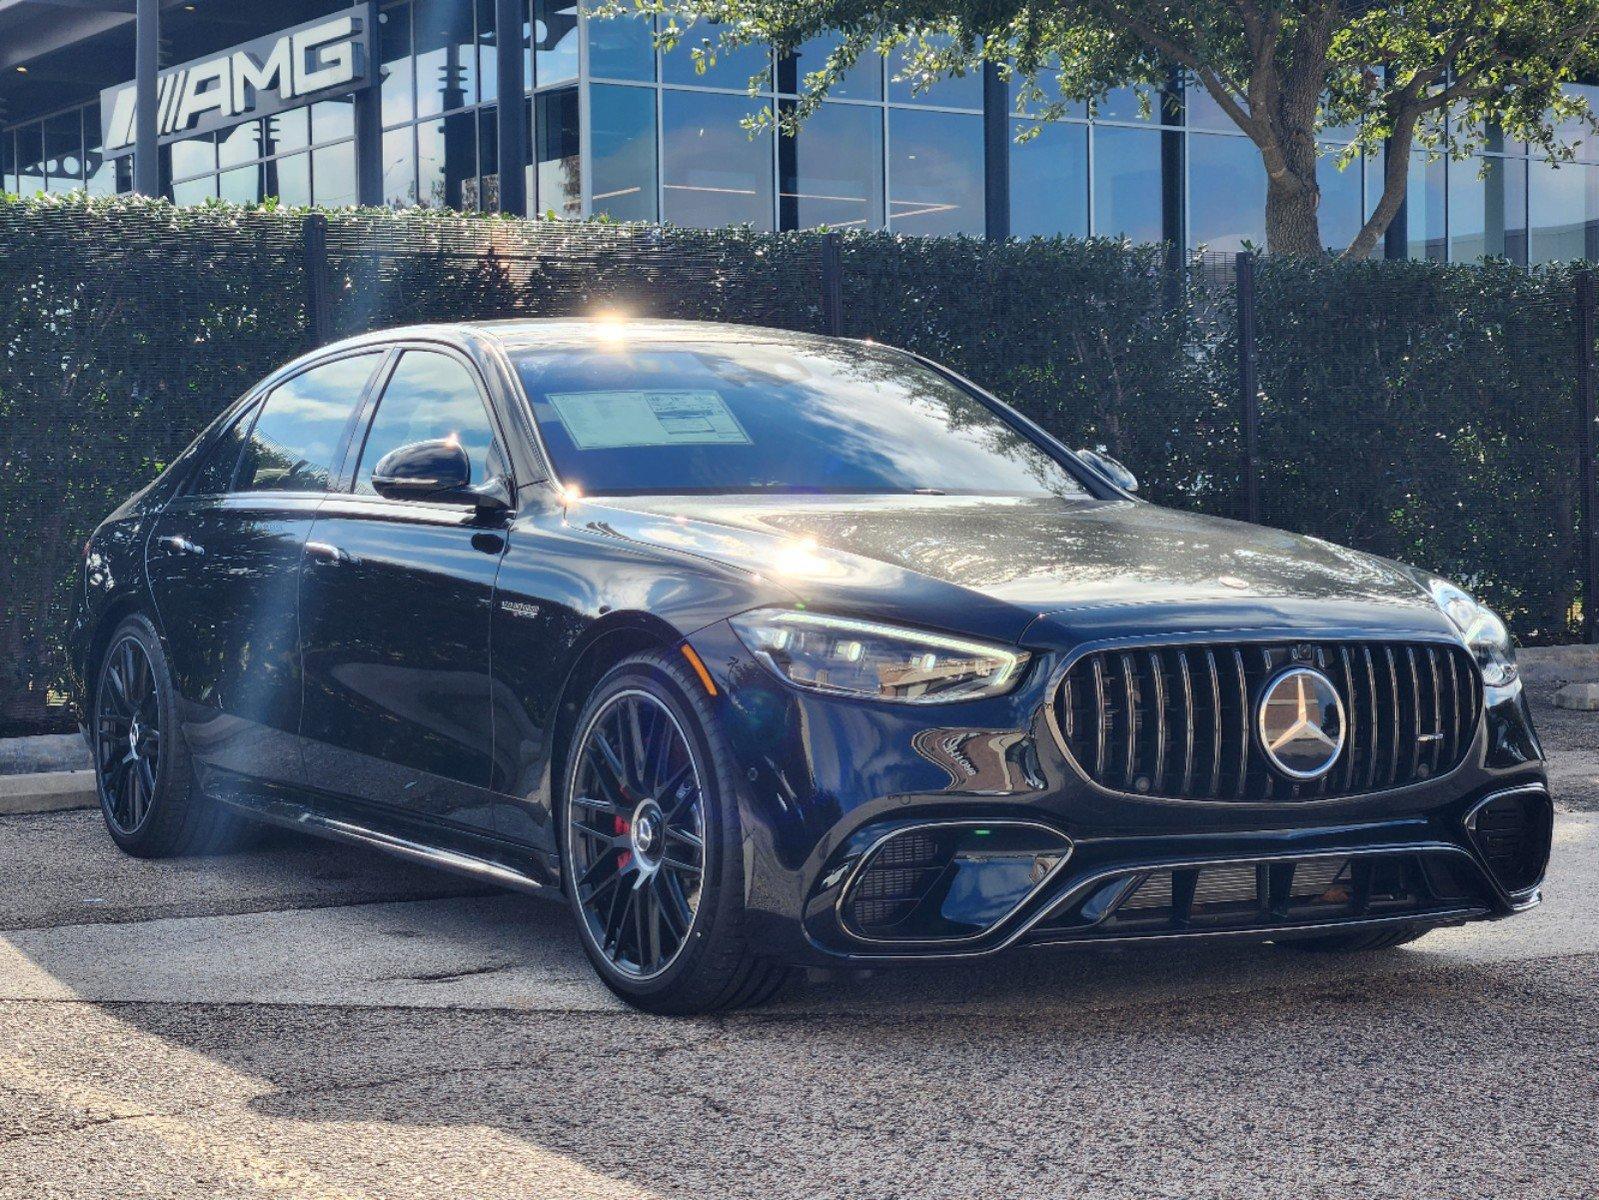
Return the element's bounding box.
[1075,448,1139,494]
[371,439,511,513]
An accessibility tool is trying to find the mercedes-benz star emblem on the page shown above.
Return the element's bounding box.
[1257,667,1346,780]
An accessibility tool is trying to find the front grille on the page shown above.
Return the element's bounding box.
[1053,640,1481,801]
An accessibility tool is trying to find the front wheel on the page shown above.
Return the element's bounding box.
[560,651,791,1014]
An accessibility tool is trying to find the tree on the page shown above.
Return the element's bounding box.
[631,0,1599,257]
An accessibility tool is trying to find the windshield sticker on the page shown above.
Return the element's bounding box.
[547,390,752,450]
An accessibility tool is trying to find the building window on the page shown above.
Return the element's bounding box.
[1188,131,1266,252]
[780,101,884,230]
[536,0,579,86]
[169,133,217,184]
[1530,158,1599,263]
[384,127,418,206]
[662,89,774,228]
[313,142,359,208]
[782,35,882,101]
[16,124,45,195]
[381,3,417,127]
[1092,124,1161,242]
[587,9,654,82]
[1450,153,1528,263]
[1010,118,1088,238]
[415,0,479,119]
[1,132,15,194]
[1407,152,1447,261]
[661,20,771,90]
[888,108,984,235]
[589,83,657,220]
[534,88,580,217]
[43,110,83,192]
[1318,151,1366,252]
[417,110,480,208]
[887,40,982,109]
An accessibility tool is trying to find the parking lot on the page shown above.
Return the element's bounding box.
[2,685,1596,1200]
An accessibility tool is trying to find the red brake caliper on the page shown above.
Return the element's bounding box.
[615,814,632,871]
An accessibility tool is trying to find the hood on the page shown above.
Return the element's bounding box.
[572,493,1454,646]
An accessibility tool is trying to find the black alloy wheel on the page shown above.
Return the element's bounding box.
[567,688,706,980]
[560,652,792,1013]
[92,614,244,858]
[95,633,162,835]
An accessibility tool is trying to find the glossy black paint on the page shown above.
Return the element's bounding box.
[69,319,1552,968]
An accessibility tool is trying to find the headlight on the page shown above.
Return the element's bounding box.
[729,609,1029,704]
[1427,580,1517,687]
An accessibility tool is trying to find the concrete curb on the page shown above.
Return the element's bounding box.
[0,770,98,816]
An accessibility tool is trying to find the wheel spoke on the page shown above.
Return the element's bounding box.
[653,874,689,940]
[137,758,157,811]
[622,700,648,790]
[645,713,673,793]
[661,852,700,875]
[570,792,621,818]
[643,885,663,971]
[576,846,624,896]
[104,664,132,717]
[665,825,703,852]
[604,882,637,956]
[591,730,629,796]
[658,762,694,816]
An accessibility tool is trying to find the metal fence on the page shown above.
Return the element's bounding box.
[1,196,1594,735]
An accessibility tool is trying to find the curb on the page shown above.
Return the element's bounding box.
[0,770,98,816]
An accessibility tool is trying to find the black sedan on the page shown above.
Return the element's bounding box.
[69,319,1552,1013]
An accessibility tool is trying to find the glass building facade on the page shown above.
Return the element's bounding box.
[4,1,1599,262]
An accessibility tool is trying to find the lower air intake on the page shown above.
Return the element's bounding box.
[1467,788,1552,894]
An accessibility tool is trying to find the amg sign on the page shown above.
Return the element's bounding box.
[100,10,372,156]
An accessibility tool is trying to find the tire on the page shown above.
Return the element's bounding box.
[1277,926,1431,953]
[559,649,792,1015]
[91,614,246,858]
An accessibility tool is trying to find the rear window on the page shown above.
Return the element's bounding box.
[511,338,1085,498]
[188,401,259,495]
[236,353,382,494]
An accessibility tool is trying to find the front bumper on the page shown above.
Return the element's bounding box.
[684,623,1552,967]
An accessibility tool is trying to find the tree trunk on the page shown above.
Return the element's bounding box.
[1263,130,1324,256]
[1343,110,1419,261]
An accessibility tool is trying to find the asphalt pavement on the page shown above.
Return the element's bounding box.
[1,686,1595,1199]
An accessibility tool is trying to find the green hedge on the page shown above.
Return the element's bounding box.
[0,194,1587,734]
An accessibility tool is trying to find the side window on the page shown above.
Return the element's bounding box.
[236,353,382,494]
[354,350,507,496]
[188,401,259,495]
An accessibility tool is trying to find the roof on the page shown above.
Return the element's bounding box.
[468,318,842,352]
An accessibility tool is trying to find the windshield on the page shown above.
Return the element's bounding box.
[511,339,1089,498]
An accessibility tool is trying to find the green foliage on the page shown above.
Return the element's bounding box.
[0,193,1586,734]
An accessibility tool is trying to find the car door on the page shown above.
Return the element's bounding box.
[297,345,512,833]
[146,350,385,792]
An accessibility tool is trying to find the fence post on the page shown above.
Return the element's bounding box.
[1236,250,1261,524]
[1579,270,1599,643]
[820,232,844,337]
[303,213,332,349]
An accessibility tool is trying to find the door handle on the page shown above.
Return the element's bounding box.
[306,541,358,566]
[157,535,204,557]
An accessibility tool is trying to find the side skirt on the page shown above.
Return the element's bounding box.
[213,777,560,896]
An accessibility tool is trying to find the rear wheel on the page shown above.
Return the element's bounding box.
[93,615,244,857]
[560,651,791,1014]
[1278,926,1431,953]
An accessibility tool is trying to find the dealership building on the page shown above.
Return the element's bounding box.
[2,0,1599,261]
